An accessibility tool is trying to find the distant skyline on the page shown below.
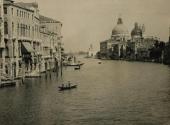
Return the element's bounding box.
[16,0,170,52]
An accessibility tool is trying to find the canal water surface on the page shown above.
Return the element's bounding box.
[0,58,170,125]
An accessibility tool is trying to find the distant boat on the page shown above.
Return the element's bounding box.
[63,62,84,67]
[74,66,80,70]
[58,84,77,91]
[98,61,102,64]
[63,56,84,66]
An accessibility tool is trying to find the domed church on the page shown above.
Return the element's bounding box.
[100,17,157,60]
[110,17,130,59]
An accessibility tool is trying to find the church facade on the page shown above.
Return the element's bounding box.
[100,17,158,61]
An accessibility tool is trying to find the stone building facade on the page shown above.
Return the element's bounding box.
[39,15,63,73]
[0,0,5,79]
[0,0,63,79]
[100,39,113,59]
[3,0,43,78]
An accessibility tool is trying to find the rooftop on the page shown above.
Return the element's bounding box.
[4,1,35,12]
[39,15,61,23]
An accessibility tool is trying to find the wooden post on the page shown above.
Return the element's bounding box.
[0,75,1,87]
[49,61,51,79]
[60,59,63,77]
[56,61,59,77]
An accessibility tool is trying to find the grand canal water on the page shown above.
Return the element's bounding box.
[0,58,170,125]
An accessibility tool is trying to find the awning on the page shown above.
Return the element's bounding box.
[21,42,35,54]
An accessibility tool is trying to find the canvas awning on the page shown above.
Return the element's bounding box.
[21,42,35,54]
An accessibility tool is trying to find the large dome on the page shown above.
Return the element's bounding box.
[112,18,129,36]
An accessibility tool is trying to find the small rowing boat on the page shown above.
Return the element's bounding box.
[58,82,77,91]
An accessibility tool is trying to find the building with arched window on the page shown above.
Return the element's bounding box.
[2,0,43,78]
[100,17,130,59]
[100,18,158,61]
[110,17,130,59]
[0,0,5,77]
[0,0,63,80]
[39,15,63,73]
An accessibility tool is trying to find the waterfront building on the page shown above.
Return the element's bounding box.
[86,44,96,58]
[39,15,63,72]
[0,0,5,80]
[2,0,42,78]
[100,39,112,59]
[0,0,63,79]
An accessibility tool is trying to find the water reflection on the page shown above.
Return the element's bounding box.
[0,59,170,125]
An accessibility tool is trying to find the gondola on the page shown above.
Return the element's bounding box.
[58,85,77,91]
[64,63,84,67]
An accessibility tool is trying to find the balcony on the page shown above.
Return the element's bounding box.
[18,36,32,42]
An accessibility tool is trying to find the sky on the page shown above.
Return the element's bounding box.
[16,0,170,52]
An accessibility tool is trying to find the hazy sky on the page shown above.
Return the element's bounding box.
[17,0,170,52]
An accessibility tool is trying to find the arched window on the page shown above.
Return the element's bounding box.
[17,10,19,16]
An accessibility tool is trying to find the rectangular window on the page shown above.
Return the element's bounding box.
[29,26,30,36]
[13,40,15,57]
[4,22,8,34]
[18,42,21,57]
[17,23,19,35]
[4,7,7,14]
[11,8,13,15]
[20,24,22,36]
[17,10,19,16]
[12,22,14,35]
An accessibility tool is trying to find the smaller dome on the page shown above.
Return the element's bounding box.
[131,22,143,37]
